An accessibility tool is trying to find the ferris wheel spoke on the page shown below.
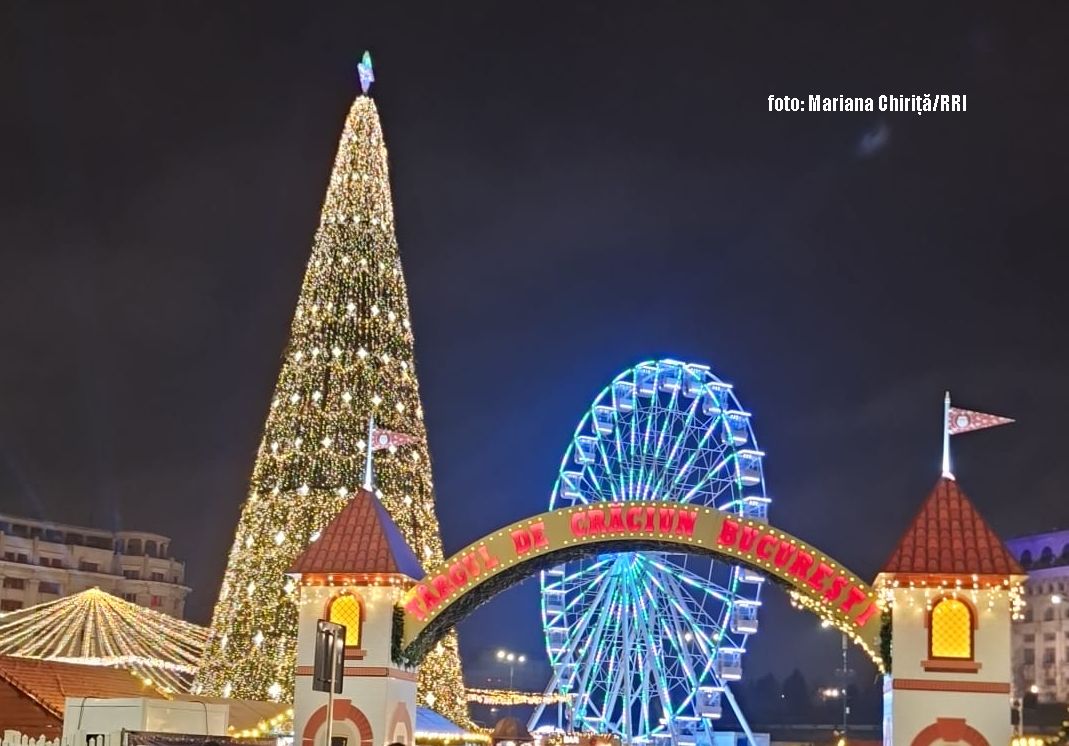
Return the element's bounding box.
[571,568,628,723]
[554,564,617,657]
[652,574,718,715]
[630,572,673,736]
[549,567,618,686]
[645,389,683,500]
[663,410,723,498]
[594,439,624,503]
[642,555,736,604]
[642,564,724,661]
[679,456,733,504]
[634,579,677,727]
[645,396,701,501]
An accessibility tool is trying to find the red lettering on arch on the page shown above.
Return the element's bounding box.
[717,518,740,547]
[755,535,779,560]
[608,506,625,532]
[448,562,468,587]
[417,583,439,611]
[645,507,655,531]
[823,576,848,603]
[658,508,675,532]
[739,525,760,552]
[530,521,549,549]
[626,507,644,531]
[461,552,480,578]
[853,602,879,627]
[807,562,834,592]
[774,543,797,569]
[571,512,589,537]
[839,586,867,614]
[788,551,814,580]
[675,510,697,537]
[477,545,499,571]
[431,574,455,600]
[511,529,533,555]
[588,509,606,534]
[404,596,427,621]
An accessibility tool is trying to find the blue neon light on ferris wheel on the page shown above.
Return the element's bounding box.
[532,359,771,745]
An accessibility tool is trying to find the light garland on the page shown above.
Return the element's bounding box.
[875,576,1025,618]
[194,92,469,724]
[415,732,491,746]
[0,587,208,692]
[540,732,620,746]
[465,688,573,706]
[227,707,294,739]
[786,590,887,673]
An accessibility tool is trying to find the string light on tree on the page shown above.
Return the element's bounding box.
[195,56,468,723]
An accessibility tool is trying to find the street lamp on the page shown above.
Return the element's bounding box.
[496,649,527,715]
[821,621,851,741]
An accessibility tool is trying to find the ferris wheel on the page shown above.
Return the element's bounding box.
[533,359,770,745]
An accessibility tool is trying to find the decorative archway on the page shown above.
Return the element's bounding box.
[398,500,885,669]
[301,699,374,746]
[911,718,991,746]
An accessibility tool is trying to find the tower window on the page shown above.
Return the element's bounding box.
[930,597,974,660]
[327,593,364,648]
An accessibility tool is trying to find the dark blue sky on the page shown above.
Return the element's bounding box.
[2,1,1068,693]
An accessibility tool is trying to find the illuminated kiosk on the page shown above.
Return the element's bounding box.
[290,488,422,746]
[877,477,1025,746]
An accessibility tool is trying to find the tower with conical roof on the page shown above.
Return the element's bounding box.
[289,487,423,746]
[876,477,1025,746]
[195,64,468,724]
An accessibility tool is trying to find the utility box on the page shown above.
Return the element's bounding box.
[63,697,230,740]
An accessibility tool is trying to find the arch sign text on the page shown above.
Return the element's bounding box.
[399,501,884,668]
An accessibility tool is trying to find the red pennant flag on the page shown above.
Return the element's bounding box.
[370,428,418,451]
[947,407,1014,436]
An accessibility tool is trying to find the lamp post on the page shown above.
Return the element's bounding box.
[496,649,527,715]
[821,620,851,743]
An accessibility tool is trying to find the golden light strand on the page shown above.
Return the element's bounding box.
[0,588,208,692]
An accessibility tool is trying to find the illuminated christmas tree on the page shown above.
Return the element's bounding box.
[195,62,469,723]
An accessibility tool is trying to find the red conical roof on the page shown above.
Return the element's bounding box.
[880,477,1024,577]
[289,488,424,579]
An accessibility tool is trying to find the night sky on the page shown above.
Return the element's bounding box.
[3,2,1069,696]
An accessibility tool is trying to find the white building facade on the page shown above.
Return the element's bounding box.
[0,513,190,618]
[1006,529,1069,703]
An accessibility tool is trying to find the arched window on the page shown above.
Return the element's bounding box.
[327,593,364,648]
[1061,544,1069,563]
[1043,607,1055,622]
[1040,547,1054,566]
[145,540,158,558]
[930,598,974,660]
[1020,550,1033,568]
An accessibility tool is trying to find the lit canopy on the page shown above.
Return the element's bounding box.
[0,587,208,692]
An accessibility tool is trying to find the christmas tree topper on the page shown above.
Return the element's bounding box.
[358,51,375,95]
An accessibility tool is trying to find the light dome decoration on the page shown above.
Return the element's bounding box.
[0,587,208,692]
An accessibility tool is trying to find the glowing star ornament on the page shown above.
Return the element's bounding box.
[357,51,375,95]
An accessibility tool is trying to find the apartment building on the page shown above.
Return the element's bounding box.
[0,512,190,618]
[1006,529,1069,703]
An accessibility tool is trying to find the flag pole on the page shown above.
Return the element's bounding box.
[941,391,954,480]
[363,415,375,491]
